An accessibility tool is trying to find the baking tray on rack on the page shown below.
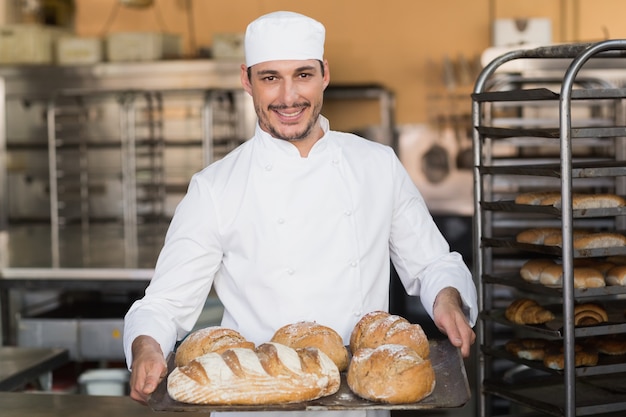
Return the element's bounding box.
[148,339,470,412]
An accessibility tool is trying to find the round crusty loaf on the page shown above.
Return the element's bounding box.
[539,265,606,289]
[514,191,560,205]
[516,228,562,245]
[350,311,429,359]
[347,344,435,404]
[271,321,350,371]
[175,326,255,367]
[168,342,340,405]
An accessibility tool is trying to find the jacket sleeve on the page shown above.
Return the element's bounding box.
[123,173,223,368]
[387,153,478,326]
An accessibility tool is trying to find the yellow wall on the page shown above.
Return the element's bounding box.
[73,0,626,131]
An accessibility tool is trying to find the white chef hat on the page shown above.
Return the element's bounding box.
[244,11,325,67]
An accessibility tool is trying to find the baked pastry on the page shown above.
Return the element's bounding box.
[516,228,562,245]
[271,321,350,371]
[574,303,608,326]
[606,265,626,286]
[514,191,626,209]
[543,344,598,370]
[539,264,606,289]
[514,191,561,205]
[504,338,553,361]
[175,326,255,367]
[605,255,626,265]
[350,310,429,359]
[520,258,556,283]
[167,342,340,405]
[573,232,626,249]
[587,334,626,355]
[504,298,555,325]
[347,344,435,404]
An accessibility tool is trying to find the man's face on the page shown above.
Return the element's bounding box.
[241,59,330,143]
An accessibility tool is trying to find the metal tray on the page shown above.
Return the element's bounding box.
[148,339,470,412]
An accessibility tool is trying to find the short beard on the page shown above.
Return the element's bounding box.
[258,102,322,142]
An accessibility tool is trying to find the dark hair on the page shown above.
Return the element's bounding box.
[247,60,325,82]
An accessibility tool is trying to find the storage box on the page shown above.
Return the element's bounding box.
[56,36,103,65]
[212,33,244,59]
[106,32,181,62]
[17,301,128,361]
[0,24,69,64]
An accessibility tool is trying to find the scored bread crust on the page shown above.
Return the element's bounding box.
[167,342,340,405]
[175,326,255,367]
[347,344,435,404]
[271,321,350,371]
[349,311,429,359]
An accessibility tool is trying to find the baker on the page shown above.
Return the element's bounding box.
[124,10,478,417]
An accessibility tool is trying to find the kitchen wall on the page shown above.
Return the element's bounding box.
[69,0,626,131]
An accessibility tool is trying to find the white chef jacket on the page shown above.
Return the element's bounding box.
[123,115,477,417]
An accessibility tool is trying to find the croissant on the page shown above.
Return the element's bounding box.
[505,298,555,325]
[167,342,340,405]
[349,310,429,359]
[543,344,598,370]
[574,303,608,326]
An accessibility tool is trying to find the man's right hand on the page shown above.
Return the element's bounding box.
[129,335,168,405]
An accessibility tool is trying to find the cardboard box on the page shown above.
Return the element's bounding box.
[106,32,181,62]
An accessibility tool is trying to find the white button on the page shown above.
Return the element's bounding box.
[265,164,273,171]
[277,218,285,224]
[332,159,339,165]
[354,311,362,317]
[350,261,358,267]
[287,268,294,275]
[344,210,352,216]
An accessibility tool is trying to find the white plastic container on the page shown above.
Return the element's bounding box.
[78,369,130,396]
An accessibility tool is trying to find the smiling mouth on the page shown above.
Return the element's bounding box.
[276,108,304,117]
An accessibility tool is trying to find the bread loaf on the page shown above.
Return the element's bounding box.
[271,321,350,371]
[587,334,626,355]
[514,191,560,205]
[543,344,598,370]
[504,338,553,361]
[514,191,625,209]
[504,298,555,325]
[349,310,429,359]
[175,326,255,367]
[539,264,606,289]
[520,258,556,283]
[606,265,626,286]
[347,344,435,404]
[573,232,626,249]
[167,342,340,405]
[516,228,562,245]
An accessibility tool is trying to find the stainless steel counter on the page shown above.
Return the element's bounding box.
[2,391,182,417]
[0,347,69,391]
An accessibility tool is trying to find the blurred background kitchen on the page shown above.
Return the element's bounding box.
[2,0,626,412]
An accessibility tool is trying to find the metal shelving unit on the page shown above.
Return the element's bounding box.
[473,40,626,417]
